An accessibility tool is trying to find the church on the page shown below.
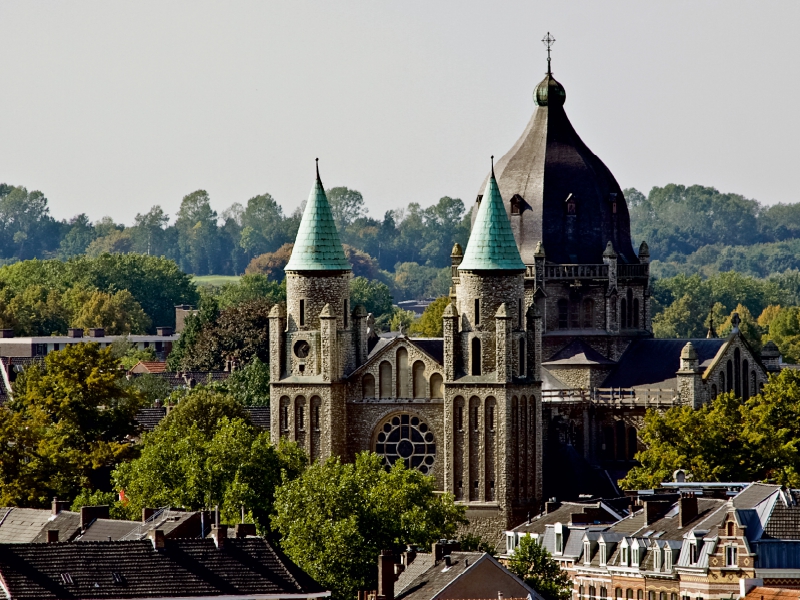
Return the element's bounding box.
[269,44,772,540]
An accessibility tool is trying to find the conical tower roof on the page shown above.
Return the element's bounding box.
[285,162,351,272]
[474,57,638,265]
[459,165,525,272]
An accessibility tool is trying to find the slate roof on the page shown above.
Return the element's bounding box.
[763,490,800,539]
[285,166,351,272]
[0,508,54,544]
[135,407,167,431]
[609,498,725,539]
[31,512,82,544]
[0,537,327,599]
[602,338,726,388]
[246,407,271,430]
[543,339,616,366]
[75,519,140,542]
[459,171,525,272]
[510,502,622,535]
[409,339,444,365]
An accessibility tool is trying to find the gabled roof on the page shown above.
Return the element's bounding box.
[349,335,444,379]
[510,501,622,535]
[602,338,726,389]
[285,165,351,272]
[0,538,327,599]
[0,508,53,544]
[459,171,525,272]
[543,339,615,366]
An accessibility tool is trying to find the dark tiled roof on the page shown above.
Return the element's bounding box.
[511,502,620,535]
[602,339,725,388]
[76,519,140,542]
[543,339,615,366]
[609,498,725,539]
[0,538,327,599]
[245,407,271,430]
[31,512,81,544]
[409,339,444,365]
[135,407,167,431]
[764,491,800,539]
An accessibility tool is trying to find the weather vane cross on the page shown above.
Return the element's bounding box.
[542,32,556,74]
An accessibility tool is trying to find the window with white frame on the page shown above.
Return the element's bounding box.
[631,544,639,567]
[653,547,661,571]
[584,541,591,565]
[599,543,607,565]
[555,523,564,554]
[725,545,737,567]
[621,546,629,566]
[665,548,672,570]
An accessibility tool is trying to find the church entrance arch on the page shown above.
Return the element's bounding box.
[373,412,436,475]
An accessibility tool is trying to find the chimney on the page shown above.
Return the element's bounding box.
[432,540,445,563]
[52,497,69,516]
[235,523,257,538]
[47,529,59,543]
[498,593,505,600]
[545,499,561,514]
[402,545,416,567]
[148,528,165,549]
[88,328,105,338]
[67,328,83,338]
[211,524,227,548]
[0,329,13,338]
[377,549,394,600]
[142,508,156,522]
[444,555,451,567]
[156,326,173,336]
[679,493,698,528]
[643,500,671,526]
[80,505,110,530]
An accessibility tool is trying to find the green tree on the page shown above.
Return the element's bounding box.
[239,193,287,257]
[507,535,572,600]
[72,289,152,335]
[216,274,286,310]
[350,277,393,319]
[327,187,367,233]
[0,344,147,506]
[85,230,135,257]
[113,388,306,528]
[717,304,762,349]
[176,190,221,275]
[389,308,415,333]
[765,306,800,363]
[410,296,450,337]
[272,452,467,600]
[223,357,271,406]
[58,214,96,258]
[131,206,170,256]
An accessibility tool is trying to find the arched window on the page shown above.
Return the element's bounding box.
[295,396,306,433]
[620,298,628,329]
[742,359,750,400]
[557,299,568,329]
[570,300,581,329]
[430,373,443,399]
[280,396,290,433]
[727,521,734,536]
[615,420,626,461]
[471,337,481,376]
[726,359,734,393]
[719,371,725,392]
[734,348,741,397]
[627,289,634,328]
[412,361,426,398]
[711,383,718,399]
[519,338,526,377]
[396,348,409,397]
[311,396,321,431]
[751,370,757,397]
[343,299,348,329]
[363,373,375,399]
[628,427,638,460]
[583,298,594,329]
[474,298,480,327]
[633,298,640,329]
[603,426,615,460]
[379,361,392,398]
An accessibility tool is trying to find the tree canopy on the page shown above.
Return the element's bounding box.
[507,535,572,600]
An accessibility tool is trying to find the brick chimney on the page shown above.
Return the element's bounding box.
[235,523,257,538]
[47,529,59,543]
[80,505,110,530]
[67,328,83,338]
[545,499,560,514]
[211,524,227,548]
[643,500,671,526]
[52,497,69,516]
[88,328,105,338]
[142,508,157,522]
[679,493,698,528]
[156,326,173,336]
[148,528,165,549]
[377,549,394,600]
[0,329,13,338]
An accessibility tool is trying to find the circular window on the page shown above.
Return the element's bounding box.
[293,340,310,359]
[374,412,436,474]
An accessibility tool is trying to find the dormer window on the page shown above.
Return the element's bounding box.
[510,194,525,215]
[631,543,640,567]
[554,523,564,554]
[599,542,607,565]
[725,545,737,567]
[654,547,662,571]
[621,546,629,566]
[690,543,698,564]
[566,193,576,216]
[584,541,591,565]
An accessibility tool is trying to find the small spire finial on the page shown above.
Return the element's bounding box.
[315,157,320,180]
[542,32,555,75]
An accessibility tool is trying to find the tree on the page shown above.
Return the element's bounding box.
[410,296,450,337]
[131,206,170,256]
[113,388,306,528]
[765,306,800,363]
[245,243,294,280]
[216,274,286,310]
[0,344,147,506]
[350,277,393,319]
[239,193,288,257]
[72,289,152,335]
[272,452,466,600]
[717,304,762,349]
[85,230,135,257]
[0,186,60,260]
[58,214,96,258]
[389,308,415,333]
[620,369,800,489]
[327,187,367,232]
[223,357,271,406]
[507,535,572,600]
[176,190,221,275]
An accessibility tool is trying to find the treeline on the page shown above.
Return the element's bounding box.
[0,184,469,284]
[627,184,800,277]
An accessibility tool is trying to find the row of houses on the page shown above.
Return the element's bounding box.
[503,483,800,600]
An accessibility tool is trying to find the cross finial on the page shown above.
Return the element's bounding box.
[491,155,495,177]
[542,32,556,75]
[315,157,320,181]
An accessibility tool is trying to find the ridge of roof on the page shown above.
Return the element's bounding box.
[285,164,351,272]
[459,171,525,272]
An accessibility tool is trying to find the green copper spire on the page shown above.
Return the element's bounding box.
[285,160,351,272]
[459,158,525,272]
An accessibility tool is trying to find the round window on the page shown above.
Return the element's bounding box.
[374,412,436,474]
[293,340,310,359]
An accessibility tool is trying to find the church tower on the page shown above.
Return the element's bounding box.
[445,163,543,537]
[270,161,365,461]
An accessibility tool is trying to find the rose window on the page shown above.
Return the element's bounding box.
[374,413,436,474]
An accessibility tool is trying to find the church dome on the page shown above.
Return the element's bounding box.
[534,73,566,107]
[473,59,638,265]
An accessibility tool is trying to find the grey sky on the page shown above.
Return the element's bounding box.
[1,1,798,224]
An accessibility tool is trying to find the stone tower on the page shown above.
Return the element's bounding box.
[444,165,543,538]
[270,162,367,461]
[473,56,652,362]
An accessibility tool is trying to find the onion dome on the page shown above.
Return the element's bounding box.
[285,160,351,272]
[534,73,566,107]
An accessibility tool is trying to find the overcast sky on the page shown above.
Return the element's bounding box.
[1,1,798,224]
